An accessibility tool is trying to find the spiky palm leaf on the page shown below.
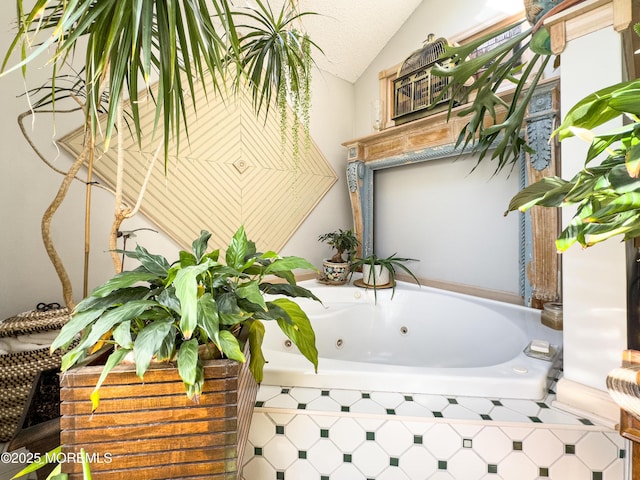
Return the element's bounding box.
[2,0,315,168]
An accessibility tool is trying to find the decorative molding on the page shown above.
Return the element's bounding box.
[544,0,633,54]
[526,89,557,171]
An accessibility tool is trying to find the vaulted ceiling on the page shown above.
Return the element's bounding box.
[273,0,424,83]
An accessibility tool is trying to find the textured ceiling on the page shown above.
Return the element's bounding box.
[273,0,424,83]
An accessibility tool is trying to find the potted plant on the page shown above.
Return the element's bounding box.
[48,225,320,479]
[317,229,359,284]
[350,253,420,300]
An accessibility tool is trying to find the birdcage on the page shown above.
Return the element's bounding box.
[392,35,453,125]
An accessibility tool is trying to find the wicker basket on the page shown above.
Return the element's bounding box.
[0,308,70,441]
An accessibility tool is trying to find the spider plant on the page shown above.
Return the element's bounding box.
[350,253,420,301]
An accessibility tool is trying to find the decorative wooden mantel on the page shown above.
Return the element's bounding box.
[342,79,561,307]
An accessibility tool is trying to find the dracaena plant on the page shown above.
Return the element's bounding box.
[505,74,640,250]
[50,226,320,409]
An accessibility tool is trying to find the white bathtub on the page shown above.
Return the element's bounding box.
[262,279,563,400]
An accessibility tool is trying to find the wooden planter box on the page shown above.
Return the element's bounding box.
[59,353,258,480]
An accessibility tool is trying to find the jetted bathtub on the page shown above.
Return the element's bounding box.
[262,278,563,400]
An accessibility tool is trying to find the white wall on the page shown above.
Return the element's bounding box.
[0,22,354,319]
[559,28,627,395]
[375,155,521,293]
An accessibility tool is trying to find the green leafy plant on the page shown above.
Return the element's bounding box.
[350,253,420,300]
[318,229,359,263]
[505,76,640,249]
[50,226,320,410]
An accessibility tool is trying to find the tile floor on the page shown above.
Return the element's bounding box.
[242,361,629,480]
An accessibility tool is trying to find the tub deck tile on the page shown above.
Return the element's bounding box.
[246,361,629,480]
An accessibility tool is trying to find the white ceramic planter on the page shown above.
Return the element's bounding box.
[361,264,390,286]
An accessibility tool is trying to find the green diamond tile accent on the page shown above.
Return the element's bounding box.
[276,425,285,435]
[463,439,472,448]
[276,472,284,480]
[580,418,595,425]
[281,388,290,394]
[404,395,413,401]
[565,445,576,454]
[298,451,307,459]
[297,403,307,410]
[447,398,458,404]
[341,406,350,412]
[620,449,627,459]
[343,454,352,463]
[481,414,492,420]
[366,432,375,441]
[491,400,503,406]
[390,457,399,467]
[386,408,396,415]
[414,435,423,445]
[321,429,329,438]
[321,390,330,396]
[513,441,523,451]
[438,460,447,470]
[362,393,371,399]
[536,402,549,409]
[321,476,329,480]
[255,401,265,407]
[254,447,263,456]
[488,464,498,474]
[593,472,603,480]
[539,467,549,477]
[433,411,443,418]
[529,416,543,423]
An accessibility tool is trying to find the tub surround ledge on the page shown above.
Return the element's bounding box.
[554,377,622,430]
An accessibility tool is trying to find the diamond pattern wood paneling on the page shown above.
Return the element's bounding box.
[60,79,337,251]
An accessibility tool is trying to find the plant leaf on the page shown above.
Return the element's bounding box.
[112,320,133,349]
[121,244,171,275]
[264,256,317,274]
[237,281,267,311]
[191,230,212,262]
[9,446,62,478]
[271,298,318,372]
[177,338,199,386]
[226,226,248,270]
[248,319,266,383]
[218,329,245,362]
[173,262,211,339]
[90,347,131,411]
[90,271,159,298]
[133,319,175,378]
[197,293,220,343]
